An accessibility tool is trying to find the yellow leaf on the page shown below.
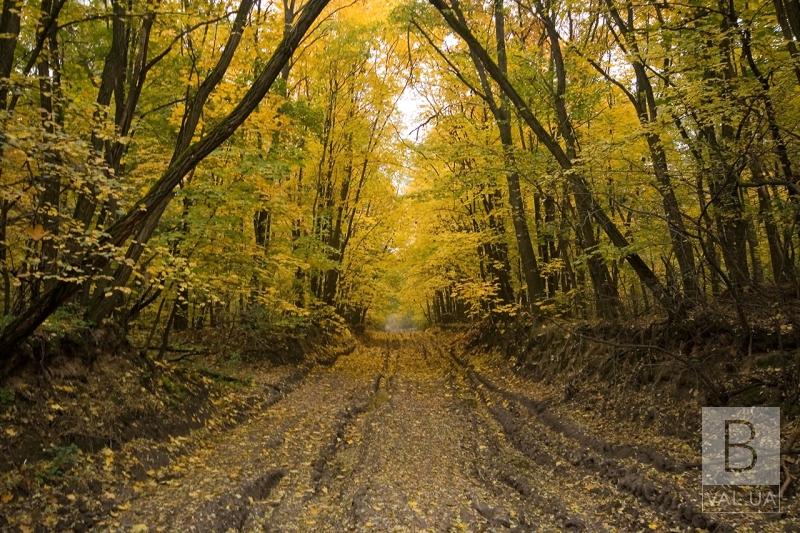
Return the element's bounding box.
[4,427,18,437]
[102,447,114,470]
[25,224,47,241]
[1,491,13,503]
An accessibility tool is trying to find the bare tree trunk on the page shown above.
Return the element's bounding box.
[463,0,545,306]
[431,0,676,312]
[34,0,65,293]
[86,0,255,322]
[602,0,698,301]
[525,0,622,315]
[0,0,331,355]
[481,189,515,303]
[773,0,800,83]
[497,112,546,304]
[0,0,22,316]
[751,156,795,284]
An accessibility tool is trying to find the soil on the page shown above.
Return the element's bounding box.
[3,331,797,531]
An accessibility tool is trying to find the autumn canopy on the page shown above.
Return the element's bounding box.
[0,0,798,353]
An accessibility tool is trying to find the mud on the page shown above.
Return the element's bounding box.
[3,332,796,531]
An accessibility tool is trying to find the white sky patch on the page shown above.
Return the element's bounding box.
[390,32,461,196]
[396,83,428,142]
[392,82,428,196]
[391,168,412,195]
[443,33,460,49]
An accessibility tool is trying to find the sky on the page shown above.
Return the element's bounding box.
[396,83,428,142]
[391,80,429,195]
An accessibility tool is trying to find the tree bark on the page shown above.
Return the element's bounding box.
[430,0,675,311]
[0,0,331,355]
[85,0,256,322]
[603,0,698,301]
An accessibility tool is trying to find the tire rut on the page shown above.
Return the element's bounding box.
[441,347,602,531]
[296,334,509,531]
[304,347,401,530]
[259,342,399,530]
[114,343,380,531]
[94,333,757,532]
[450,348,735,532]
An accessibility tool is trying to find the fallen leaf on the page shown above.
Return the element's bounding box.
[102,447,115,470]
[25,224,47,241]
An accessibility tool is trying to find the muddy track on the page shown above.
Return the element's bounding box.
[305,348,401,530]
[309,349,399,495]
[442,355,592,531]
[22,332,787,531]
[446,347,736,531]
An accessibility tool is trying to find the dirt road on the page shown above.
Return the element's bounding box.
[89,332,779,531]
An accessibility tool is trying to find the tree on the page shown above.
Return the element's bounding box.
[0,0,331,357]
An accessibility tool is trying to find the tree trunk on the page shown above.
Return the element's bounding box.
[0,0,330,355]
[603,0,699,301]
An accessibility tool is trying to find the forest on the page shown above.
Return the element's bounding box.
[1,0,800,529]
